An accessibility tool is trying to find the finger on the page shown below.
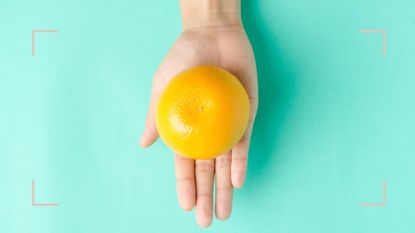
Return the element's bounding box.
[231,94,257,188]
[139,65,182,148]
[214,152,233,220]
[175,154,195,211]
[231,136,250,189]
[140,76,162,148]
[195,159,215,228]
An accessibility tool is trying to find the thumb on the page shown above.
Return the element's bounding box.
[140,94,159,148]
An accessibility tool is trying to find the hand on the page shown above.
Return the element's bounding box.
[140,22,258,227]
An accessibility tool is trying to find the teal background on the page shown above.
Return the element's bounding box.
[1,0,415,232]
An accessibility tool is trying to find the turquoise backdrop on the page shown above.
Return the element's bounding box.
[1,0,414,232]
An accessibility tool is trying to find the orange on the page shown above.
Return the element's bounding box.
[156,65,250,160]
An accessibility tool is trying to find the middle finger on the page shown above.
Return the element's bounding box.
[195,159,215,227]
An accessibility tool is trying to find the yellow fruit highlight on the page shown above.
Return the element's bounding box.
[156,65,250,160]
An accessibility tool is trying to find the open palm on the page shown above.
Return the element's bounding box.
[140,24,258,227]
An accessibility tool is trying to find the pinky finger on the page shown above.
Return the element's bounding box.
[231,137,250,188]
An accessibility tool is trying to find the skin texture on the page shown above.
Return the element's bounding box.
[140,1,257,227]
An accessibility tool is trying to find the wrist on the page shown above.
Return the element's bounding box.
[180,0,242,31]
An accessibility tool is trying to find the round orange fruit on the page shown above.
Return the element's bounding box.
[156,65,250,160]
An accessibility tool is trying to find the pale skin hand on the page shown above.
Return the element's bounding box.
[140,0,258,228]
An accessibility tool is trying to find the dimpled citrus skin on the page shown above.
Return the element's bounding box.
[156,65,250,160]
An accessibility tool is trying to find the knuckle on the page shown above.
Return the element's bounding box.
[215,155,231,167]
[216,185,233,191]
[197,193,212,199]
[196,161,214,173]
[232,155,248,163]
